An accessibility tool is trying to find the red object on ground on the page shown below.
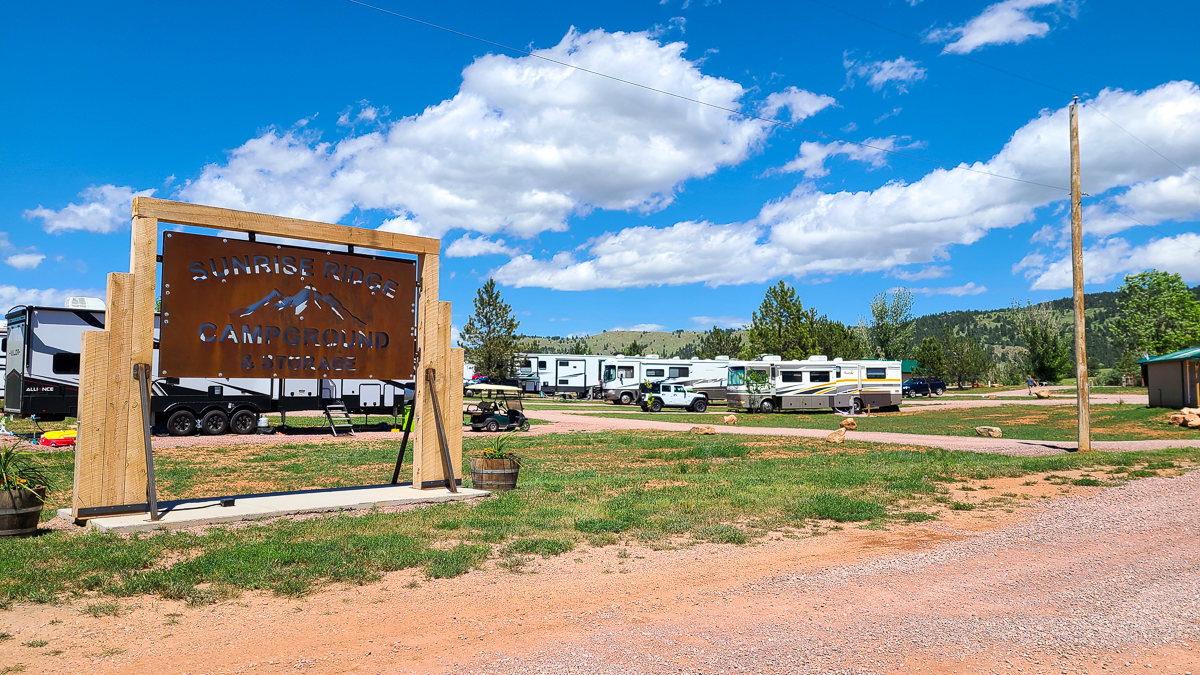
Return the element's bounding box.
[38,436,75,448]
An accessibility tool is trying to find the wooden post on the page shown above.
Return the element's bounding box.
[1069,96,1091,453]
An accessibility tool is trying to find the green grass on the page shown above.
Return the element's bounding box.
[1090,387,1148,396]
[3,430,1195,606]
[586,404,1200,442]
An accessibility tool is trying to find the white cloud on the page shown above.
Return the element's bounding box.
[5,253,46,270]
[909,282,987,296]
[491,81,1200,291]
[179,28,787,239]
[927,0,1074,55]
[24,185,156,234]
[776,136,901,178]
[611,323,667,332]
[760,86,837,123]
[1029,233,1200,290]
[0,285,106,309]
[445,234,520,258]
[875,107,902,124]
[1011,252,1046,277]
[690,315,748,328]
[887,265,952,281]
[843,55,927,94]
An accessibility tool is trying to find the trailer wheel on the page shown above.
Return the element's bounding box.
[759,399,775,414]
[166,409,197,437]
[619,392,634,405]
[230,409,259,435]
[692,399,708,413]
[851,398,864,415]
[201,410,230,435]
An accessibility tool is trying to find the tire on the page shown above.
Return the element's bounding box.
[692,399,708,413]
[640,405,649,412]
[851,398,864,415]
[230,409,258,435]
[934,388,945,396]
[201,410,229,436]
[650,399,663,413]
[520,420,530,432]
[619,392,634,405]
[485,419,500,432]
[759,399,774,414]
[166,409,197,437]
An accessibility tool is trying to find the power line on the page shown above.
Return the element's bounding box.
[344,0,1069,193]
[803,0,1200,188]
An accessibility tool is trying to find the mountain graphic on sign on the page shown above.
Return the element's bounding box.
[231,285,366,326]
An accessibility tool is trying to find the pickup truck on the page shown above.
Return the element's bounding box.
[902,376,947,397]
[639,382,709,412]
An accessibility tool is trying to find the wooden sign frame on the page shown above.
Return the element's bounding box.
[72,198,462,518]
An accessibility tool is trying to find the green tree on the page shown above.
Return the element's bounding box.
[746,281,817,359]
[568,339,589,355]
[913,336,946,380]
[862,288,915,360]
[620,339,645,356]
[812,316,866,359]
[696,326,745,360]
[458,279,521,381]
[1011,300,1072,384]
[939,326,993,388]
[1112,270,1200,356]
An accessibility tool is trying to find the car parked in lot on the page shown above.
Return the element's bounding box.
[639,382,709,412]
[902,376,947,397]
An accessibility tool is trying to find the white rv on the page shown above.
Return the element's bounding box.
[516,353,607,397]
[725,355,902,414]
[4,304,412,435]
[600,356,730,405]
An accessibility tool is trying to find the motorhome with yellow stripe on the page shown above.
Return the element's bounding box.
[725,355,902,414]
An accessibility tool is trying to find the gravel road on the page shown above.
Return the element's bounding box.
[466,469,1200,674]
[525,409,1200,456]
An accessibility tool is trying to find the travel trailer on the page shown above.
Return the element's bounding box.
[516,353,607,397]
[725,355,902,414]
[3,304,412,435]
[600,355,731,404]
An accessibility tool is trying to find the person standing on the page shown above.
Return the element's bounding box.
[1026,375,1036,396]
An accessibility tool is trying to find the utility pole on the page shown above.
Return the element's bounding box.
[1069,96,1091,453]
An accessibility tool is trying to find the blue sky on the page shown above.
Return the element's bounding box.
[3,0,1199,339]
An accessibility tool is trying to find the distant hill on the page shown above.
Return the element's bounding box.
[525,285,1200,367]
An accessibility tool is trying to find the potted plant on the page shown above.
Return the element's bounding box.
[1,440,53,538]
[468,434,521,492]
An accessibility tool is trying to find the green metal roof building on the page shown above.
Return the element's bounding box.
[1138,346,1200,409]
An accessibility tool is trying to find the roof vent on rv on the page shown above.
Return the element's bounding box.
[809,355,828,361]
[65,297,106,311]
[645,354,659,359]
[759,355,782,362]
[715,355,730,361]
[833,357,843,362]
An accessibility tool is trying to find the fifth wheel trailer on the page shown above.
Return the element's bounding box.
[601,356,731,404]
[516,354,607,397]
[3,305,412,435]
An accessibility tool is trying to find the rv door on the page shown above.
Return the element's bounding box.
[3,316,25,414]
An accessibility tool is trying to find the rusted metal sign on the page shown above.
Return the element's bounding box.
[159,231,417,379]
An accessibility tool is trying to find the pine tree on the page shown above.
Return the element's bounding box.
[913,336,946,380]
[746,281,817,359]
[696,326,745,360]
[458,279,521,381]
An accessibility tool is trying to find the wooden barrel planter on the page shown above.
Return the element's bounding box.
[0,487,47,538]
[469,457,520,492]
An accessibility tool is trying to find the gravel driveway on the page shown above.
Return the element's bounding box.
[525,409,1200,456]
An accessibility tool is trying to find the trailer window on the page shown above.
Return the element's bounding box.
[558,360,570,367]
[618,366,634,379]
[866,368,887,380]
[52,352,81,375]
[727,367,745,386]
[646,368,664,377]
[559,379,569,385]
[521,360,532,369]
[809,371,831,383]
[539,360,547,369]
[668,367,689,377]
[781,371,802,383]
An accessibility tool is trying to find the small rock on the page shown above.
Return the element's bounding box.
[825,427,846,444]
[975,426,1003,438]
[1188,417,1200,429]
[689,425,717,435]
[722,414,738,426]
[839,418,857,430]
